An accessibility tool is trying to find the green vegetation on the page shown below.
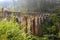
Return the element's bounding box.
[0,12,60,40]
[0,8,60,40]
[0,19,28,40]
[0,18,43,40]
[0,0,60,40]
[0,18,50,40]
[41,8,60,40]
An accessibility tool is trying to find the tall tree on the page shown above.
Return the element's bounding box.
[7,0,60,12]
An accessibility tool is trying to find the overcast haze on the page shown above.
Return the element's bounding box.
[0,0,60,12]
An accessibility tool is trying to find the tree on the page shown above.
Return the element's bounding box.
[6,0,60,12]
[41,7,60,40]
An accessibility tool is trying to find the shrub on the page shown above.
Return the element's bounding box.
[0,19,43,40]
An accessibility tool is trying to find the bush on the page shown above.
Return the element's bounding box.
[0,19,21,40]
[0,19,43,40]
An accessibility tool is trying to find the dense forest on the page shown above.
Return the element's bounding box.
[0,0,60,12]
[8,0,60,12]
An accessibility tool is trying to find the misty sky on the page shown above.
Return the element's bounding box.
[0,0,60,12]
[0,0,59,7]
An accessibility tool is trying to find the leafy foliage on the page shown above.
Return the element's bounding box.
[0,18,47,40]
[41,7,60,40]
